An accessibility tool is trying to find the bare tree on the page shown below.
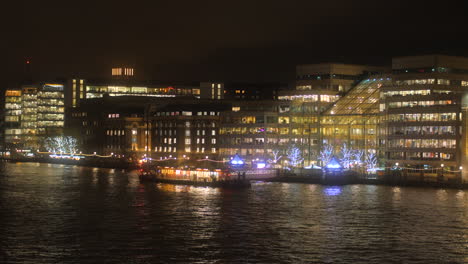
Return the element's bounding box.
[268,149,283,164]
[365,151,378,172]
[319,144,333,167]
[44,136,79,155]
[287,145,304,167]
[340,143,353,169]
[353,149,364,166]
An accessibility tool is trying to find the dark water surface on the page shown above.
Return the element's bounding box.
[0,163,466,263]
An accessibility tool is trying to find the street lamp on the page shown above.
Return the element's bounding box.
[440,164,445,182]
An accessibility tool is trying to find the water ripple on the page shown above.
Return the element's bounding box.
[0,163,466,263]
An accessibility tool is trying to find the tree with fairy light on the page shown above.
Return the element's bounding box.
[353,149,364,167]
[268,149,283,164]
[44,136,80,155]
[286,144,304,168]
[339,143,353,169]
[319,144,333,167]
[365,151,378,173]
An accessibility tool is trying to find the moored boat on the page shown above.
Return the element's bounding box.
[138,165,251,188]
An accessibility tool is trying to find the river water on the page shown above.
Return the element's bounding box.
[0,162,466,263]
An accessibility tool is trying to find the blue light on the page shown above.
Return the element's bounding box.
[256,162,266,169]
[325,156,342,169]
[230,154,244,166]
[324,187,341,196]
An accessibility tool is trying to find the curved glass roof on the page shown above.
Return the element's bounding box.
[322,76,392,116]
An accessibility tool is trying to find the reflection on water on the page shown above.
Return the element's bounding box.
[0,162,467,264]
[324,186,342,196]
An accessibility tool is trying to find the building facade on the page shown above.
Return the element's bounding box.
[382,55,468,182]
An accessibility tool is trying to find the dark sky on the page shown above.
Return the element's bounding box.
[3,0,468,87]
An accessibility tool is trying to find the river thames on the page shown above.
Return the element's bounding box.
[0,162,466,263]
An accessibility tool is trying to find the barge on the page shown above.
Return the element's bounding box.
[139,166,251,188]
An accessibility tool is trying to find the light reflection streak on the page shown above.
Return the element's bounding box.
[324,187,341,196]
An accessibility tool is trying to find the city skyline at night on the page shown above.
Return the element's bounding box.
[3,1,468,88]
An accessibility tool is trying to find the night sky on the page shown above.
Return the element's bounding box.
[3,0,468,87]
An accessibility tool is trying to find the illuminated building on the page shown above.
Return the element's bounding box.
[321,76,393,158]
[68,78,85,107]
[20,86,39,149]
[220,82,284,100]
[4,89,22,148]
[199,82,224,100]
[2,83,65,152]
[37,83,65,136]
[217,64,387,166]
[111,67,134,77]
[84,83,195,99]
[382,55,468,182]
[149,102,230,161]
[67,96,152,158]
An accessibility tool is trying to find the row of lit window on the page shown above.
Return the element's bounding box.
[5,97,21,103]
[155,129,177,136]
[22,94,37,100]
[226,116,319,125]
[71,112,87,117]
[388,113,458,122]
[37,99,64,106]
[182,138,217,145]
[154,146,216,154]
[225,137,315,145]
[112,68,134,76]
[5,90,21,97]
[389,152,453,160]
[154,122,216,128]
[183,147,216,153]
[37,106,64,113]
[384,90,431,97]
[108,113,120,118]
[155,111,219,117]
[106,130,125,136]
[388,100,456,109]
[5,110,21,116]
[388,139,456,148]
[37,92,64,99]
[37,121,64,127]
[395,79,468,86]
[72,79,84,84]
[389,126,456,136]
[37,114,64,120]
[322,127,376,136]
[5,103,21,109]
[219,127,320,135]
[22,102,38,108]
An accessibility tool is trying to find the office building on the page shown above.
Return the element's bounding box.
[382,55,468,182]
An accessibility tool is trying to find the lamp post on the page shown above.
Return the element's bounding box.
[459,166,463,184]
[439,164,444,182]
